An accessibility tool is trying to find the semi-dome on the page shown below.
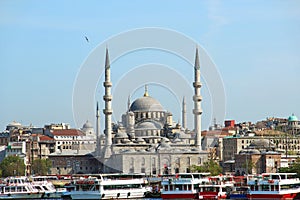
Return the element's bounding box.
[288,114,298,122]
[239,149,260,154]
[136,121,162,130]
[129,96,164,112]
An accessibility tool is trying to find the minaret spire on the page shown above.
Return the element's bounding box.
[127,95,131,111]
[96,101,101,156]
[182,96,187,130]
[193,47,202,150]
[144,84,149,97]
[103,47,113,158]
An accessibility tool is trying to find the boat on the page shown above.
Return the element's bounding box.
[0,176,42,199]
[30,175,67,198]
[62,173,151,199]
[198,175,235,200]
[160,173,210,199]
[247,172,300,199]
[228,176,249,199]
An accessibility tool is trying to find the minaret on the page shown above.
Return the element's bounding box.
[96,102,101,156]
[103,48,113,158]
[127,95,131,112]
[193,47,203,149]
[182,97,187,130]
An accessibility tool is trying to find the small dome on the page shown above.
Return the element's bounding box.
[7,121,22,127]
[129,96,164,112]
[288,114,298,122]
[115,132,128,138]
[83,120,93,129]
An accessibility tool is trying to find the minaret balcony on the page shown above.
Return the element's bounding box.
[103,82,112,87]
[193,95,203,102]
[193,82,202,88]
[103,95,112,101]
[193,108,203,115]
[103,109,113,114]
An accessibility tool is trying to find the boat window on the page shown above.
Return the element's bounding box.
[170,185,174,191]
[287,174,297,179]
[271,174,279,180]
[164,185,168,191]
[103,184,143,190]
[183,185,187,191]
[281,185,290,190]
[262,185,269,191]
[16,186,22,192]
[270,185,275,191]
[280,174,287,180]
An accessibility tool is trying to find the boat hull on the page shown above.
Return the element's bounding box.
[69,189,147,199]
[247,193,298,200]
[0,193,42,199]
[161,192,197,199]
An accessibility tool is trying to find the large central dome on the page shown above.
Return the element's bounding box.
[129,96,165,112]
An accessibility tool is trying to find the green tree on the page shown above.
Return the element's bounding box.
[0,155,25,177]
[32,158,52,175]
[279,158,300,178]
[242,160,255,174]
[191,159,222,176]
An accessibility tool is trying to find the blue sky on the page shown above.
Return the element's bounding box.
[0,0,299,131]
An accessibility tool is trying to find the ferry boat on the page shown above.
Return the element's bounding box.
[247,172,300,199]
[30,176,67,198]
[0,176,42,199]
[198,175,235,200]
[160,173,210,199]
[63,173,151,199]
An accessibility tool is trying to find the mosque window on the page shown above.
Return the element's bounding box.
[130,157,134,167]
[142,158,145,166]
[198,157,201,165]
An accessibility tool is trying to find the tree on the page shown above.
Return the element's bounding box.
[242,160,255,174]
[0,155,25,177]
[32,158,52,175]
[279,158,300,178]
[191,159,222,176]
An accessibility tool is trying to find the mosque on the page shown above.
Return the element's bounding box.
[96,48,208,174]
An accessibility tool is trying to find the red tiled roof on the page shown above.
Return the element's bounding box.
[52,129,85,136]
[39,135,54,141]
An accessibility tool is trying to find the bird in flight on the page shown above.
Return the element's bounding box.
[85,36,89,43]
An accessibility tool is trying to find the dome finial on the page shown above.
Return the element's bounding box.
[143,84,149,97]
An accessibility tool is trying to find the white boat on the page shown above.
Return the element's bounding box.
[30,175,67,198]
[160,173,210,199]
[63,173,151,199]
[247,172,300,199]
[198,175,235,199]
[0,176,42,199]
